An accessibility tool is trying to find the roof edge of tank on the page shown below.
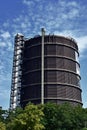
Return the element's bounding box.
[25,34,78,45]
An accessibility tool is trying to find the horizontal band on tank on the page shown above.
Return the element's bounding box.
[44,97,82,104]
[22,82,81,91]
[24,56,41,61]
[44,82,82,91]
[45,42,79,54]
[23,69,41,74]
[45,68,81,78]
[21,97,82,105]
[44,55,80,67]
[23,68,81,79]
[21,98,41,102]
[23,55,80,67]
[44,97,83,105]
[25,42,79,54]
[25,34,78,49]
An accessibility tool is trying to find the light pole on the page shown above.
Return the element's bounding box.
[41,28,45,104]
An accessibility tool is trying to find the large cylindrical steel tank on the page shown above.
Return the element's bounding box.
[21,35,82,108]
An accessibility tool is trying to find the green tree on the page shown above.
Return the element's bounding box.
[0,122,6,130]
[43,102,87,130]
[7,103,44,130]
[6,107,23,130]
[3,102,87,130]
[43,102,61,130]
[6,107,23,123]
[82,128,87,130]
[57,103,74,130]
[0,109,6,122]
[83,108,87,128]
[71,105,86,130]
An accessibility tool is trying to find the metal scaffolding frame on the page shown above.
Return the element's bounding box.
[10,33,24,109]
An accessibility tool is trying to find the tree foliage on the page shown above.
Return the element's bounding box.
[42,102,87,130]
[7,103,44,130]
[0,109,6,122]
[0,122,6,130]
[1,102,87,130]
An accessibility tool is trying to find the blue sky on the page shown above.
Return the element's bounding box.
[0,0,87,109]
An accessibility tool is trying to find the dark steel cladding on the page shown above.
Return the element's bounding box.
[20,35,82,108]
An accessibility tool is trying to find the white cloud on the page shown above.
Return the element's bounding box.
[59,0,79,9]
[76,36,87,53]
[67,1,78,7]
[0,42,6,47]
[21,23,27,28]
[1,31,11,39]
[23,0,34,6]
[3,21,10,28]
[0,0,85,56]
[68,8,79,19]
[0,39,13,51]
